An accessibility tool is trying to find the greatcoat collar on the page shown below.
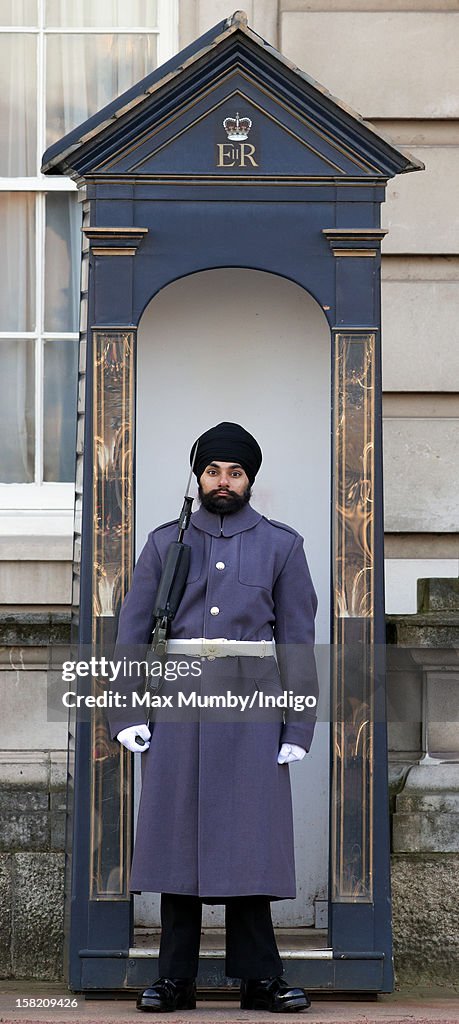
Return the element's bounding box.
[190,503,262,538]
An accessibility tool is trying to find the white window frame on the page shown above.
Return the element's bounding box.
[0,0,179,521]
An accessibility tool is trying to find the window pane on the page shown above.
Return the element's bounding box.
[0,194,35,331]
[45,193,81,332]
[46,33,157,147]
[0,339,35,483]
[43,339,78,481]
[0,35,36,175]
[0,0,37,25]
[46,0,157,27]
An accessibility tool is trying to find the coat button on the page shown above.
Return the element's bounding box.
[210,606,220,616]
[215,561,225,570]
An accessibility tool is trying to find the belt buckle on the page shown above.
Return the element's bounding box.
[206,638,227,659]
[194,637,226,659]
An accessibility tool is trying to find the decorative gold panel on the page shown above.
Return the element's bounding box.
[90,331,134,899]
[331,332,375,902]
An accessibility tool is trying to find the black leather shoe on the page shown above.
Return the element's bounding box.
[240,976,311,1012]
[136,977,196,1012]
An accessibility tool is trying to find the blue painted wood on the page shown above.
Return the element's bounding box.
[45,10,419,996]
[79,955,386,993]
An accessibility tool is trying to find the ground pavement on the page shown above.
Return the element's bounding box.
[1,984,459,1024]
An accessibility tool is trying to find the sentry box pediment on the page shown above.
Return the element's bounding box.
[42,11,422,186]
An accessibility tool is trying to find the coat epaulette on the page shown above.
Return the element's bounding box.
[152,518,179,534]
[262,516,300,537]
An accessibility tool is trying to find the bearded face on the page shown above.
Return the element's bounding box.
[198,482,251,515]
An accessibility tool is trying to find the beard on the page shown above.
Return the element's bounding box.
[198,484,252,515]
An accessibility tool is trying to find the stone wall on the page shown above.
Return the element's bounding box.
[387,579,459,988]
[391,854,459,989]
[0,613,69,981]
[0,753,66,980]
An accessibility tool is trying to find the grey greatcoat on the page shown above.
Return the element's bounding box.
[109,503,319,902]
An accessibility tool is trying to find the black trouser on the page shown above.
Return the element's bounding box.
[158,892,284,980]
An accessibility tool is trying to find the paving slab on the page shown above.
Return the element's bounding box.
[1,985,459,1024]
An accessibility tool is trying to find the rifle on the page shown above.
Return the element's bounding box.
[130,448,199,746]
[149,443,198,657]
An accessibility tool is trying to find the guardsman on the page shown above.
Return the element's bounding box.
[110,422,319,1013]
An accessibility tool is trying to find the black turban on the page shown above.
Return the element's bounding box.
[190,422,262,485]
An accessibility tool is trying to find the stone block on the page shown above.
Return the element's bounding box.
[386,669,421,720]
[0,561,71,605]
[0,811,49,853]
[252,0,278,45]
[280,12,459,118]
[0,788,48,812]
[0,855,12,977]
[382,280,459,392]
[12,853,65,981]
[396,762,459,793]
[0,611,71,646]
[50,790,67,851]
[0,753,49,788]
[385,647,419,672]
[50,812,66,852]
[0,672,68,751]
[393,765,459,852]
[393,812,459,853]
[386,662,422,757]
[391,854,459,987]
[425,670,459,758]
[418,578,459,613]
[398,792,459,814]
[49,789,66,813]
[387,722,421,758]
[387,614,459,650]
[0,534,73,561]
[383,418,459,532]
[50,751,68,791]
[383,147,459,254]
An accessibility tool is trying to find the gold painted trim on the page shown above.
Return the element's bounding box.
[84,228,148,258]
[332,249,377,257]
[92,247,138,256]
[332,326,380,332]
[85,174,385,188]
[88,324,138,331]
[324,230,386,258]
[90,329,135,901]
[323,229,388,239]
[84,227,149,237]
[331,332,375,903]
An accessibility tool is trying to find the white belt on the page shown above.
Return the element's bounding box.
[165,638,275,659]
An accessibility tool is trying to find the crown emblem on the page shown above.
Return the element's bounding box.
[223,112,252,141]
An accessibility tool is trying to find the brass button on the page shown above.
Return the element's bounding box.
[210,606,220,616]
[216,561,225,570]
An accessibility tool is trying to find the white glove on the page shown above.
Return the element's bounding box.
[117,724,151,752]
[278,742,306,764]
